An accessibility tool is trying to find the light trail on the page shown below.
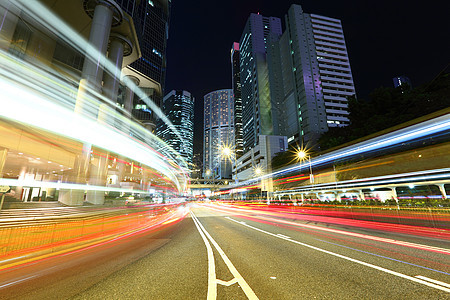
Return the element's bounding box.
[235,113,450,187]
[0,1,192,194]
[14,0,185,156]
[0,204,188,272]
[202,203,450,253]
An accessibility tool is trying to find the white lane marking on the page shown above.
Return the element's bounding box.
[192,212,259,299]
[216,278,238,286]
[277,234,291,239]
[415,275,450,288]
[190,212,216,299]
[208,205,450,255]
[225,217,450,293]
[0,275,38,289]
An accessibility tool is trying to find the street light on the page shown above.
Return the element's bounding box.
[220,145,236,181]
[297,149,314,184]
[253,166,264,201]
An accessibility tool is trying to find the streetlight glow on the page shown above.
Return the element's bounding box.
[297,150,307,160]
[254,167,262,176]
[222,146,232,158]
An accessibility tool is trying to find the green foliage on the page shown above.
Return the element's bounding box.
[319,71,450,150]
[271,150,293,170]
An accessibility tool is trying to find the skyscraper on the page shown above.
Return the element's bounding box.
[393,75,412,92]
[158,90,195,165]
[239,13,282,153]
[116,0,171,131]
[203,89,234,179]
[273,4,356,146]
[231,42,243,159]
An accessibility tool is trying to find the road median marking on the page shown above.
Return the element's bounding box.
[191,211,258,299]
[415,275,450,288]
[225,216,450,294]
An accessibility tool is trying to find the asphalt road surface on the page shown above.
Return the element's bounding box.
[1,203,449,299]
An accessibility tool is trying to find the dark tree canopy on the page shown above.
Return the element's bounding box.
[319,68,450,150]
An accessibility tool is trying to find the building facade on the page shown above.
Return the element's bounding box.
[234,135,287,198]
[203,89,234,179]
[273,4,356,147]
[158,90,195,165]
[116,0,171,131]
[0,0,182,206]
[393,75,412,92]
[239,13,282,153]
[231,42,243,159]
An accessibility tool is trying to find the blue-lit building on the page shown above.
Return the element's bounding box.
[239,13,282,153]
[231,42,243,160]
[158,90,194,164]
[269,4,356,147]
[203,89,234,179]
[393,75,412,91]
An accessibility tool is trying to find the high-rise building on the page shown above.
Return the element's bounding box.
[116,0,171,131]
[239,13,282,153]
[203,89,234,179]
[273,4,356,146]
[158,90,195,164]
[393,75,412,91]
[231,42,243,159]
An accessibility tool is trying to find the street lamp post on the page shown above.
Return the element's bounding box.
[297,150,314,184]
[221,145,237,199]
[254,166,264,202]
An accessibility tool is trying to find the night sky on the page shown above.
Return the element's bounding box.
[164,0,450,156]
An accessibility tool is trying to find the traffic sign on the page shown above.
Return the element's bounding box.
[0,186,10,193]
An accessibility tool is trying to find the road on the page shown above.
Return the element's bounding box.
[0,203,449,299]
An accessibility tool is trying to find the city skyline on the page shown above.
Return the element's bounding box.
[164,0,450,154]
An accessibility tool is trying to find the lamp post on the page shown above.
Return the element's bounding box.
[221,145,237,179]
[297,150,314,184]
[254,166,263,202]
[221,145,237,200]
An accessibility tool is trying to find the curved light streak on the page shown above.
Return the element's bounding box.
[12,0,189,172]
[238,114,450,187]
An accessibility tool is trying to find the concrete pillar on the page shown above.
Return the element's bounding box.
[0,148,7,176]
[0,0,19,51]
[60,0,122,206]
[75,0,123,115]
[391,187,400,209]
[86,153,109,205]
[437,184,447,200]
[103,33,132,103]
[58,143,91,205]
[359,190,365,201]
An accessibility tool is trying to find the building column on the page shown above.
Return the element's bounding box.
[75,0,123,115]
[59,0,123,206]
[103,33,132,104]
[86,34,132,206]
[123,75,140,115]
[390,187,400,209]
[359,190,365,201]
[0,0,19,51]
[334,192,342,202]
[437,184,447,200]
[85,152,110,205]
